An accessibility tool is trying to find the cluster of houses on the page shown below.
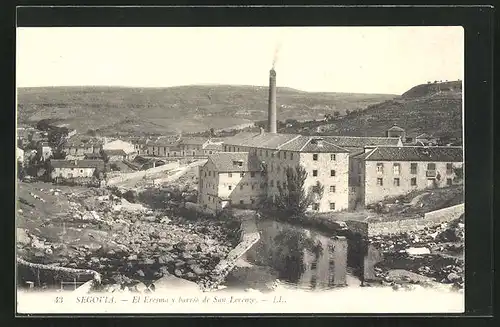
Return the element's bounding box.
[16,127,225,184]
[197,124,464,214]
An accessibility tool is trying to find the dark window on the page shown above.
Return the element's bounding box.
[240,172,244,177]
[330,154,336,161]
[330,185,336,193]
[313,170,318,177]
[377,178,383,186]
[447,178,453,186]
[266,150,268,157]
[312,203,320,211]
[270,180,274,187]
[251,184,255,190]
[329,203,336,210]
[313,154,318,161]
[250,172,255,177]
[251,199,255,204]
[411,177,417,186]
[330,170,336,176]
[240,200,244,205]
[290,153,294,160]
[240,185,243,190]
[427,163,436,170]
[228,173,232,177]
[284,152,287,159]
[410,163,418,174]
[228,185,232,190]
[393,178,400,186]
[376,163,384,173]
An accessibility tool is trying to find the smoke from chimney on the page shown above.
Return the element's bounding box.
[268,68,277,134]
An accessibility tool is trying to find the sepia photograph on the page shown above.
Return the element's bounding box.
[16,25,465,314]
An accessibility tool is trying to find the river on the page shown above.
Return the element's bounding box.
[223,219,379,291]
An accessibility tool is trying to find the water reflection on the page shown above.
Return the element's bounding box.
[242,220,351,290]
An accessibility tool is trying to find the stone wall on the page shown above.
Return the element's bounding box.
[347,203,464,237]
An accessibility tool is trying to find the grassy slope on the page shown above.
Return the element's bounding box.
[17,85,395,135]
[280,81,463,138]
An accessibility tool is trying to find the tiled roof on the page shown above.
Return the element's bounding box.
[416,133,434,139]
[387,125,405,132]
[103,149,127,156]
[150,141,179,147]
[224,132,301,149]
[50,159,105,169]
[280,137,349,153]
[180,137,209,145]
[207,152,262,172]
[224,132,396,153]
[322,136,401,148]
[84,153,103,159]
[356,146,463,162]
[65,137,104,147]
[204,143,223,151]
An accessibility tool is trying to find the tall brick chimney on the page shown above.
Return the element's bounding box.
[268,68,277,134]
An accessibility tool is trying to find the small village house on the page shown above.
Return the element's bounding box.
[63,137,103,158]
[385,124,406,141]
[102,139,137,161]
[202,143,223,156]
[179,137,210,156]
[415,133,438,146]
[49,159,105,181]
[145,138,180,157]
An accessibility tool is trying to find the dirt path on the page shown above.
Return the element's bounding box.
[113,160,206,190]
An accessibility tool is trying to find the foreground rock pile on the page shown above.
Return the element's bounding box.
[17,186,241,290]
[368,215,464,289]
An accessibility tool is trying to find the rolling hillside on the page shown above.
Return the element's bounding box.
[17,85,395,136]
[280,81,463,139]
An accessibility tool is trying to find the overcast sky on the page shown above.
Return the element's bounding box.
[16,26,464,95]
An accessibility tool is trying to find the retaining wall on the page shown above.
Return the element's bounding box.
[347,203,464,237]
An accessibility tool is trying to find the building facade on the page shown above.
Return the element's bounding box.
[198,152,264,212]
[63,137,103,158]
[199,132,353,213]
[50,159,105,180]
[352,146,464,205]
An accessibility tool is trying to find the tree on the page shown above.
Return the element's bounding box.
[274,165,314,217]
[333,111,341,118]
[345,109,351,115]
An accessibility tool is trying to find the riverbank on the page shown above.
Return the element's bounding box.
[16,181,240,289]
